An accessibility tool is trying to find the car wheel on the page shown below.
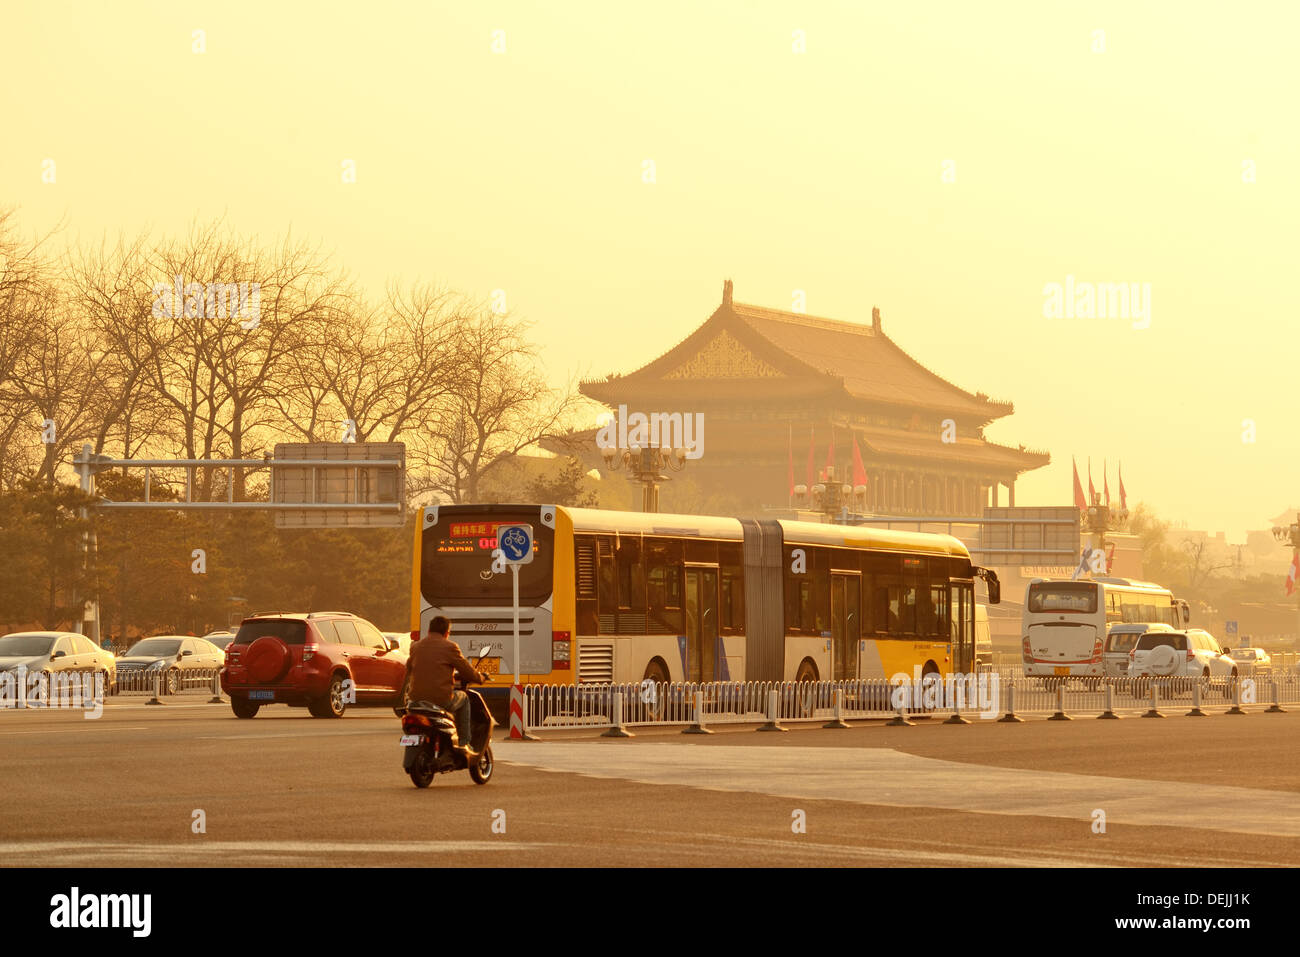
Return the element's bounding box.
[231,696,260,719]
[165,669,180,696]
[1223,670,1238,699]
[310,674,347,718]
[469,745,494,785]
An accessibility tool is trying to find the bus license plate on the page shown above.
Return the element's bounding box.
[480,658,500,675]
[1054,667,1070,676]
[400,735,424,746]
[249,690,275,700]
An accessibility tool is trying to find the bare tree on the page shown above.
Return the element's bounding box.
[427,309,578,504]
[1181,537,1234,593]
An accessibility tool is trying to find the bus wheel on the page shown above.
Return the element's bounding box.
[641,659,669,719]
[920,662,941,713]
[795,659,818,682]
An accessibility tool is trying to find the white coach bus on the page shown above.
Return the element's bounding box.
[1021,577,1190,683]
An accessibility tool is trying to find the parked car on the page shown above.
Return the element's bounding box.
[1130,628,1237,694]
[1227,647,1271,675]
[220,612,407,719]
[202,628,239,652]
[1103,623,1175,678]
[383,631,414,655]
[115,636,227,693]
[0,631,117,698]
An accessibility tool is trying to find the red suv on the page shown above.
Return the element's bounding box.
[221,612,408,718]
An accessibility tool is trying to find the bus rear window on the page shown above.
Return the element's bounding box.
[1027,582,1097,614]
[421,511,554,604]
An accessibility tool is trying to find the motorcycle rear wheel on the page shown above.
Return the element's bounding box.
[409,750,435,788]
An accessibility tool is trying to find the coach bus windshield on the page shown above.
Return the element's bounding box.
[1026,581,1097,614]
[421,511,554,604]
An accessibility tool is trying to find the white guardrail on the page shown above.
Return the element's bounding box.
[519,673,1300,733]
[113,667,225,702]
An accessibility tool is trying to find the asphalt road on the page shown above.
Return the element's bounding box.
[2,697,1298,867]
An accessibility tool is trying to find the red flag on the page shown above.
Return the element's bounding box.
[1118,462,1127,510]
[1103,460,1110,506]
[851,436,868,488]
[1287,553,1299,596]
[1087,458,1095,505]
[1072,457,1086,510]
[786,424,794,499]
[825,426,836,479]
[805,426,815,489]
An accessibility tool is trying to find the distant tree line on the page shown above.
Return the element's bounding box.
[0,207,601,633]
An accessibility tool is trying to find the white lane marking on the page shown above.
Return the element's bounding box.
[0,725,149,736]
[198,729,392,740]
[496,742,1300,838]
[0,840,557,858]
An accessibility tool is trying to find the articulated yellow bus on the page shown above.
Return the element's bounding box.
[410,504,999,719]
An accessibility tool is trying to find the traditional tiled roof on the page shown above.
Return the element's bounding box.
[581,287,1014,423]
[732,303,1013,420]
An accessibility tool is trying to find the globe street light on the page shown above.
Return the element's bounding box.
[1083,492,1128,571]
[600,444,687,513]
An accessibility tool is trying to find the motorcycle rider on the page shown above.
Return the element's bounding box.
[406,616,484,751]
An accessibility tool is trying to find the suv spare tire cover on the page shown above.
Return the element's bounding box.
[245,637,292,683]
[1145,644,1179,676]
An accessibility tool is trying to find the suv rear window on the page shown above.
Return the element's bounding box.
[1135,633,1187,651]
[235,619,308,645]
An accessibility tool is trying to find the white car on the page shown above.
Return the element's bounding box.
[1227,647,1271,675]
[1103,623,1175,678]
[1130,628,1237,693]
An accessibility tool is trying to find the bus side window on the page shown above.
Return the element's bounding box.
[575,535,599,635]
[645,538,683,633]
[596,536,617,634]
[720,543,744,635]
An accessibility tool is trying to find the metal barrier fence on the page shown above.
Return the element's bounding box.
[520,674,1299,733]
[113,667,224,701]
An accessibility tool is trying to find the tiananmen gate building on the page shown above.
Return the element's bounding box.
[560,281,1049,515]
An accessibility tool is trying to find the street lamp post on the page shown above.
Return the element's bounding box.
[1082,492,1128,572]
[601,445,687,513]
[792,465,868,522]
[1271,514,1300,643]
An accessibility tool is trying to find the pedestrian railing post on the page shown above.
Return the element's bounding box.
[997,681,1023,723]
[886,684,914,727]
[146,670,164,706]
[1226,677,1246,715]
[944,676,970,724]
[1141,680,1163,718]
[1186,679,1206,717]
[1098,682,1119,719]
[1048,681,1071,721]
[1266,680,1286,714]
[823,687,850,729]
[208,670,223,704]
[601,691,634,738]
[683,690,713,734]
[758,688,787,732]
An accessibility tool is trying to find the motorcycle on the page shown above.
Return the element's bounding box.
[399,649,495,789]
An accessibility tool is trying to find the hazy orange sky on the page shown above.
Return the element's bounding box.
[4,1,1297,536]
